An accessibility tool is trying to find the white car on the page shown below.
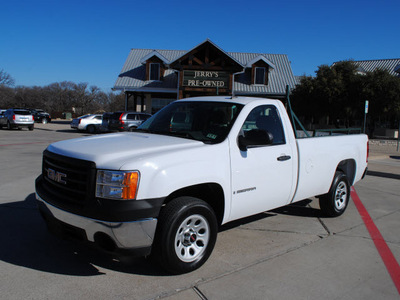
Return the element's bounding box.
[70,114,102,133]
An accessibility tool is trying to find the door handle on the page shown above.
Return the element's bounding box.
[277,155,291,161]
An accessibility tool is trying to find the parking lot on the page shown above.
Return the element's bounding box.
[1,122,399,300]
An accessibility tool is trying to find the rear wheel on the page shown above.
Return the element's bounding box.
[152,197,218,274]
[7,121,12,130]
[319,171,350,217]
[28,125,34,131]
[87,125,96,134]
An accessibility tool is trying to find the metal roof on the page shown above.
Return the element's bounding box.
[114,45,297,96]
[334,59,400,77]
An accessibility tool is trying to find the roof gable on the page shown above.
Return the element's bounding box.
[169,39,243,70]
[245,55,276,69]
[140,50,169,64]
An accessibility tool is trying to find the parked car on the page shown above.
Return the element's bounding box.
[29,109,51,124]
[107,111,151,132]
[0,108,34,130]
[99,112,113,132]
[70,114,102,133]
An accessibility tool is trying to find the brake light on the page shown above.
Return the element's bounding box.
[119,114,124,125]
[79,119,82,124]
[12,115,15,121]
[366,140,369,163]
[32,115,34,121]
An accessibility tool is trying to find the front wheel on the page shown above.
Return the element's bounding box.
[152,197,218,274]
[319,171,350,217]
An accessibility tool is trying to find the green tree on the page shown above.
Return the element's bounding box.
[291,60,400,130]
[362,69,400,128]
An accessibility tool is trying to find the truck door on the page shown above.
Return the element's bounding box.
[229,104,296,221]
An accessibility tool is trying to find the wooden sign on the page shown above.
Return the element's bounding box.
[183,71,229,88]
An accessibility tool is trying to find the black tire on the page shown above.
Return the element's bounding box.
[28,125,34,131]
[7,121,12,130]
[152,197,218,274]
[86,125,96,134]
[129,126,137,132]
[319,171,350,217]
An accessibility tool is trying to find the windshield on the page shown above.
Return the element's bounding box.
[138,101,243,144]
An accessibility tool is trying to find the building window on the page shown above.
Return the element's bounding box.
[254,67,266,85]
[150,63,160,81]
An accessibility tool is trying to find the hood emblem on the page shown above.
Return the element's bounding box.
[46,168,67,185]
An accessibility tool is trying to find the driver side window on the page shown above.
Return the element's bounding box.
[241,105,285,145]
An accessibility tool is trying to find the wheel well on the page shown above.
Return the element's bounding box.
[336,159,356,185]
[164,183,225,225]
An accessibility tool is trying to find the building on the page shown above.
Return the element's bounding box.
[334,58,400,77]
[113,39,297,113]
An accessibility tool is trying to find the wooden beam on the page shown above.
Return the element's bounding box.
[193,56,203,65]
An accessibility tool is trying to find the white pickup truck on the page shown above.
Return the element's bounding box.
[35,96,368,273]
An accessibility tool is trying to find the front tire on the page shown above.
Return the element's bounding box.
[319,171,350,217]
[153,197,218,274]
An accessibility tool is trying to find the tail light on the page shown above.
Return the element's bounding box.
[366,140,369,163]
[79,119,82,124]
[32,115,34,121]
[119,114,124,125]
[12,115,15,121]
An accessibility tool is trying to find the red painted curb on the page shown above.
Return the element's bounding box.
[351,187,400,295]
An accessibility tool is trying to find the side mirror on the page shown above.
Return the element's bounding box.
[238,129,273,151]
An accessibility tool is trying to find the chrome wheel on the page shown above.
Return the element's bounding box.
[334,181,347,210]
[319,171,350,217]
[174,214,210,263]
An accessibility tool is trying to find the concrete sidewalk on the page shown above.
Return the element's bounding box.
[368,139,400,179]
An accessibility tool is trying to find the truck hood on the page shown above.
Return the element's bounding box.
[47,132,204,169]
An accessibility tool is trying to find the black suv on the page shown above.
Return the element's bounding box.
[29,109,51,124]
[107,112,151,131]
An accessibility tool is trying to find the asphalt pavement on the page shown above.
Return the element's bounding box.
[0,123,399,300]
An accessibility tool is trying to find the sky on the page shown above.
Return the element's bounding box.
[1,0,399,91]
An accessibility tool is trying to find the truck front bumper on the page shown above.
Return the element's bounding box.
[36,194,158,256]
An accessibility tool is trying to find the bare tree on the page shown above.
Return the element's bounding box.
[0,69,15,87]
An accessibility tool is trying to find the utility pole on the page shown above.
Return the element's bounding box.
[397,118,400,152]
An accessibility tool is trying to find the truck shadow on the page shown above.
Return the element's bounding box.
[220,199,323,232]
[0,195,323,277]
[0,194,168,277]
[272,199,324,218]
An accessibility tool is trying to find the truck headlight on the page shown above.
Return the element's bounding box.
[96,170,140,200]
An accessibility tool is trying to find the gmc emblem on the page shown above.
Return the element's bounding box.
[46,168,67,185]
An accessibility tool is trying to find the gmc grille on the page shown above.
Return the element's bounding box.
[41,150,96,209]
